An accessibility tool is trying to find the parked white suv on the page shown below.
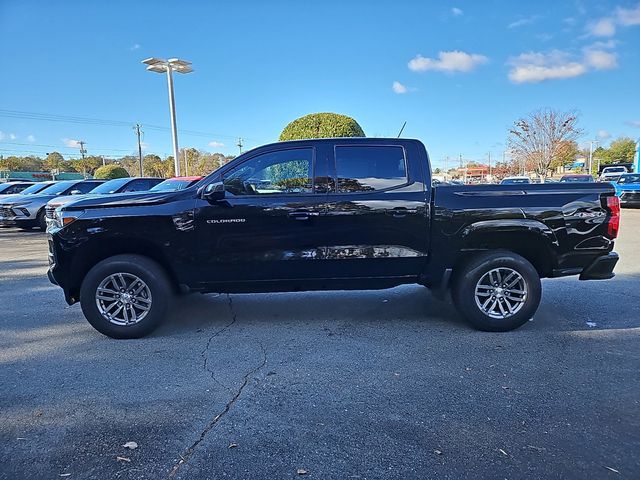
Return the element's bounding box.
[600,166,627,182]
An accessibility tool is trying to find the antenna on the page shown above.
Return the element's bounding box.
[397,121,407,138]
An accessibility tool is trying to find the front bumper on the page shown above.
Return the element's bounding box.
[579,252,619,280]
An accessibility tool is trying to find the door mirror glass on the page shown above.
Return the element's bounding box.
[203,181,225,201]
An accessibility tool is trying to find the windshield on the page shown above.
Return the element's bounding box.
[501,178,530,184]
[17,183,50,195]
[561,176,593,183]
[37,181,76,195]
[90,178,130,194]
[603,167,626,173]
[618,174,640,184]
[150,179,196,191]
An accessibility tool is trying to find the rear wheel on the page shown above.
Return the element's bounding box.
[452,251,541,332]
[80,254,172,338]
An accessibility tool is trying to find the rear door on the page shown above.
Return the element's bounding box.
[322,141,431,279]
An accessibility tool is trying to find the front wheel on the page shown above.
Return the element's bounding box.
[80,254,172,339]
[452,251,541,332]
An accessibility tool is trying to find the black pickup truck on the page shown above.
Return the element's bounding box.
[47,138,620,338]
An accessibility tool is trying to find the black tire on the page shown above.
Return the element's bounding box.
[452,251,541,332]
[80,254,172,339]
[36,209,46,231]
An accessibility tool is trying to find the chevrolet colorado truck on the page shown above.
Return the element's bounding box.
[46,138,620,338]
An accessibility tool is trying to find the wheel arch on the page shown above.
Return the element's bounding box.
[454,219,558,279]
[66,236,180,302]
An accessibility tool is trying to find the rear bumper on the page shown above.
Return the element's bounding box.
[579,252,618,280]
[619,191,640,206]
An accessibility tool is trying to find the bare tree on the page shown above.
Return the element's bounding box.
[508,109,583,181]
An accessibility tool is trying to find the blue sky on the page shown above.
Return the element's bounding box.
[1,0,639,171]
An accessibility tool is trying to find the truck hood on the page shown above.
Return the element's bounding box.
[616,183,640,191]
[0,193,58,207]
[61,190,193,211]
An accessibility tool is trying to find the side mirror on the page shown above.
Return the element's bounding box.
[203,181,225,202]
[69,189,82,195]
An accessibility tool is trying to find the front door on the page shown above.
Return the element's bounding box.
[193,145,331,286]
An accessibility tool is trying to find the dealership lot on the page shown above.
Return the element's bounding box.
[0,212,639,480]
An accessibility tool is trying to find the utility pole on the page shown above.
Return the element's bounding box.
[488,152,492,182]
[237,137,243,155]
[183,149,189,176]
[78,141,88,178]
[589,140,599,175]
[134,124,144,176]
[459,153,462,169]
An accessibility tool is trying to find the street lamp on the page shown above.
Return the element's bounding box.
[142,57,193,176]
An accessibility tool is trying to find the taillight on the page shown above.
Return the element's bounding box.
[606,195,620,239]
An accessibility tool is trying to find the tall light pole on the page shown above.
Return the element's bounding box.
[142,57,193,176]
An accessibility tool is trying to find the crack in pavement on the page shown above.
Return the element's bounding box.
[201,294,238,392]
[169,295,268,478]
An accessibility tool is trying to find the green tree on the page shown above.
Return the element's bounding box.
[94,164,130,179]
[606,137,636,163]
[0,156,25,171]
[72,157,102,177]
[279,113,365,141]
[551,140,580,168]
[43,152,65,172]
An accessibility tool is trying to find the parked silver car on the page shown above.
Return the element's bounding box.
[0,180,104,230]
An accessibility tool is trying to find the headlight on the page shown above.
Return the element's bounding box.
[49,207,84,230]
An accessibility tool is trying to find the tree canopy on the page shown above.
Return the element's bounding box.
[279,113,365,141]
[93,164,130,179]
[508,108,582,180]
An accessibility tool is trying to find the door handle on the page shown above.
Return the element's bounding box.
[386,207,417,218]
[288,210,320,220]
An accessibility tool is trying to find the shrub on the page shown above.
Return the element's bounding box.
[93,164,130,180]
[279,113,365,141]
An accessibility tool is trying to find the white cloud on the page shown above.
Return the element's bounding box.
[584,48,617,69]
[0,131,17,141]
[26,134,36,142]
[392,81,408,94]
[616,4,640,26]
[508,47,617,84]
[0,131,5,141]
[62,138,80,148]
[451,7,463,16]
[130,43,141,51]
[586,17,616,37]
[508,50,586,83]
[408,51,488,73]
[9,133,16,140]
[597,130,612,140]
[627,120,640,128]
[508,15,540,29]
[208,141,225,148]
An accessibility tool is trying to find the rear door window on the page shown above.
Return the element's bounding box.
[334,145,407,193]
[74,182,102,194]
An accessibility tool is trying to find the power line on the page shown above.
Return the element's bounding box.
[0,109,265,143]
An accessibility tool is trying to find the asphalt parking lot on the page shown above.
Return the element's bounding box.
[1,212,639,480]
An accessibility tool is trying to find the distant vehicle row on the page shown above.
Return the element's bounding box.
[0,176,203,230]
